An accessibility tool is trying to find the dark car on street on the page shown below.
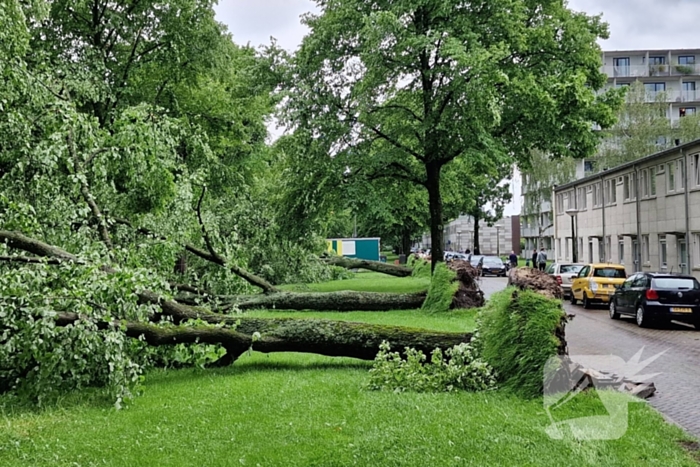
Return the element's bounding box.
[609,273,700,329]
[481,256,507,277]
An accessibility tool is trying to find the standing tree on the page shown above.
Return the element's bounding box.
[284,0,622,270]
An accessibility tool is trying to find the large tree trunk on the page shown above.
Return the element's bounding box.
[223,291,426,311]
[426,162,444,272]
[323,256,413,277]
[56,310,472,363]
[473,209,480,254]
[401,226,412,256]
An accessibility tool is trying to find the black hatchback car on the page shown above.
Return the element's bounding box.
[609,273,700,328]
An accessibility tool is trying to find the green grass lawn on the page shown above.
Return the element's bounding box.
[1,353,696,467]
[0,274,697,466]
[280,271,430,294]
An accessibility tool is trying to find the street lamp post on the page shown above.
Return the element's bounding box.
[457,230,462,252]
[495,225,503,257]
[566,209,578,263]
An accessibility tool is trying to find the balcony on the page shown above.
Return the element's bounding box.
[602,63,700,78]
[645,90,699,103]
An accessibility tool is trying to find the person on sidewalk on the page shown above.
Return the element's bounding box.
[537,248,547,271]
[508,250,518,269]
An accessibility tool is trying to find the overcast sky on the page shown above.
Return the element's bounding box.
[213,0,699,216]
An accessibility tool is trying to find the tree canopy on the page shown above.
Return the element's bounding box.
[284,0,622,269]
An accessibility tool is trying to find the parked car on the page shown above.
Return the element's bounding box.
[545,263,584,298]
[570,263,627,309]
[469,255,484,269]
[609,273,700,328]
[481,256,507,277]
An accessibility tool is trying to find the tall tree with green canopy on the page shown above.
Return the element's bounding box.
[284,0,622,270]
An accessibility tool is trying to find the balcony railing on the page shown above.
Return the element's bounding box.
[645,90,699,103]
[602,63,700,78]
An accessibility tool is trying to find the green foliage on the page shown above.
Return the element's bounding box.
[476,288,565,398]
[420,263,458,313]
[367,341,496,393]
[410,258,431,278]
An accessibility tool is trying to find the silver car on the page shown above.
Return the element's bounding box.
[546,263,584,298]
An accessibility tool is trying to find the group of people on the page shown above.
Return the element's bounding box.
[529,248,548,271]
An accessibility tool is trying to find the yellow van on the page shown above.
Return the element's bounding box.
[570,263,627,309]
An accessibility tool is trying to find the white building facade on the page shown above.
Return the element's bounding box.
[421,215,521,256]
[523,48,700,260]
[553,139,700,279]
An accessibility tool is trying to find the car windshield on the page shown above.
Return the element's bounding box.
[593,268,626,278]
[469,256,483,265]
[560,265,583,274]
[483,257,502,265]
[652,278,700,290]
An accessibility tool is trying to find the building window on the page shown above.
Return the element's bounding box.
[695,154,700,187]
[618,237,625,264]
[598,240,605,263]
[642,235,650,263]
[605,179,617,205]
[623,173,636,200]
[660,236,668,268]
[679,56,696,65]
[668,162,676,191]
[680,107,696,117]
[678,159,686,190]
[577,187,587,210]
[645,82,666,99]
[649,56,666,65]
[650,166,657,195]
[640,170,648,198]
[693,233,700,267]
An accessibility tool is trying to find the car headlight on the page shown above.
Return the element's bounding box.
[589,279,598,293]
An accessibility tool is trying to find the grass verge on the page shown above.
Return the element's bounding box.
[0,352,696,467]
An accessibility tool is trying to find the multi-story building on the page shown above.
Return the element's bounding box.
[553,138,700,279]
[421,215,521,256]
[522,48,700,258]
[602,48,700,123]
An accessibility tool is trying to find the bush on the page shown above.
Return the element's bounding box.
[367,341,496,393]
[476,288,566,398]
[420,262,458,313]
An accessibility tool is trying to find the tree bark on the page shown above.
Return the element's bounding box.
[323,256,413,277]
[56,311,472,362]
[224,291,426,312]
[401,226,412,256]
[473,208,481,254]
[426,162,444,272]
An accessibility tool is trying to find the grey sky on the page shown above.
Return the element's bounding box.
[214,0,699,52]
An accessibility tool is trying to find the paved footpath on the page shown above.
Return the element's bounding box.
[479,277,700,439]
[565,303,700,439]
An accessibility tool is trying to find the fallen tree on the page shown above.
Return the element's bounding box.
[322,255,413,277]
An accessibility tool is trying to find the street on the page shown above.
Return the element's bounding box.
[480,276,700,439]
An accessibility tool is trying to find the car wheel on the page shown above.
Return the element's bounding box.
[583,295,591,309]
[693,318,700,331]
[570,293,577,306]
[636,306,653,328]
[609,300,620,320]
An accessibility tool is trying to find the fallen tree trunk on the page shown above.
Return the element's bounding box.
[323,256,413,277]
[222,291,427,312]
[56,310,472,362]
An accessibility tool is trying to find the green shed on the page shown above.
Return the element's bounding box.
[326,237,381,261]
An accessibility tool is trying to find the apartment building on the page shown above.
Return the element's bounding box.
[522,48,700,257]
[603,48,700,123]
[553,138,700,279]
[421,215,521,256]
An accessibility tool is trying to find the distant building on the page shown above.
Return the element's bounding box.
[553,138,700,279]
[421,215,521,256]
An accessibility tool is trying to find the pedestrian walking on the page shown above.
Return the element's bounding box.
[508,250,518,269]
[537,248,547,271]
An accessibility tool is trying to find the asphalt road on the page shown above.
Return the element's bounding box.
[480,276,700,439]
